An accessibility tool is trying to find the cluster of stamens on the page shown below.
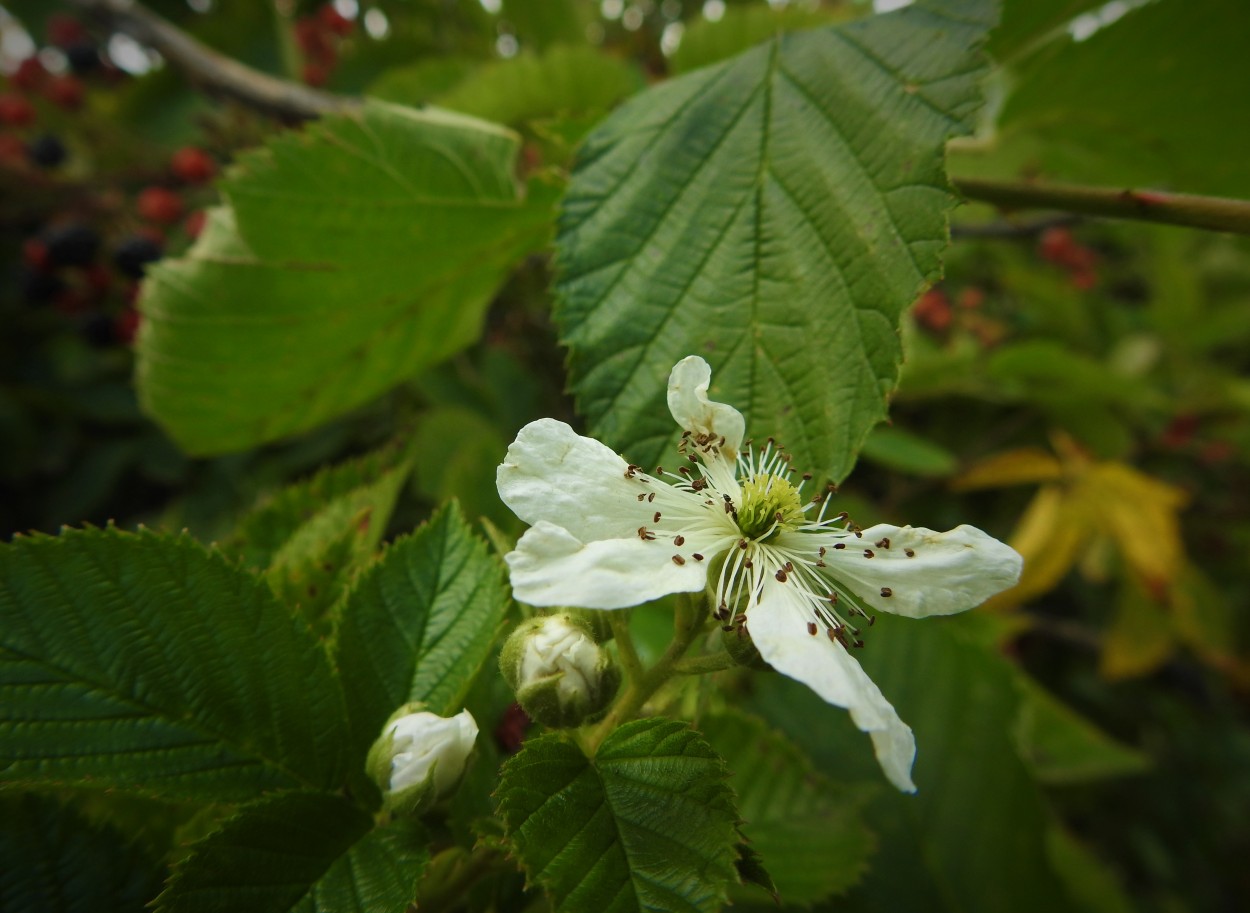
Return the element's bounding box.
[621,429,922,651]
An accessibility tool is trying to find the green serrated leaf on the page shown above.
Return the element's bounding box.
[154,791,428,913]
[700,711,873,907]
[261,460,411,624]
[0,527,350,800]
[555,0,995,483]
[331,503,509,758]
[496,719,741,913]
[226,446,407,571]
[137,100,558,455]
[0,793,166,913]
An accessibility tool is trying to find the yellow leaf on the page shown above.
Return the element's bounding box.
[985,485,1088,610]
[1084,463,1188,594]
[1100,579,1175,680]
[951,447,1064,492]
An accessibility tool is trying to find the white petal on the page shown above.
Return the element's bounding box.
[505,521,707,610]
[497,418,654,542]
[809,524,1022,619]
[666,356,745,456]
[747,578,917,792]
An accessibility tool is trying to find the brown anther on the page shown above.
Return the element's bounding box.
[681,430,691,438]
[833,543,846,550]
[864,549,874,559]
[648,492,656,503]
[876,537,891,549]
[785,561,794,572]
[868,615,876,626]
[637,493,646,501]
[653,511,662,524]
[738,539,748,550]
[853,639,865,649]
[743,559,753,569]
[672,555,686,566]
[828,592,839,604]
[687,454,698,463]
[818,546,826,557]
[854,530,863,538]
[904,548,915,558]
[637,526,656,541]
[674,535,685,546]
[692,553,704,561]
[656,466,664,475]
[721,625,735,632]
[816,560,826,568]
[734,614,747,625]
[802,472,812,480]
[691,479,707,491]
[807,622,818,636]
[679,466,690,476]
[775,568,788,582]
[826,626,839,643]
[880,587,892,597]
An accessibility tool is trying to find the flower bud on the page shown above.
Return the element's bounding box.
[500,613,620,729]
[366,704,478,815]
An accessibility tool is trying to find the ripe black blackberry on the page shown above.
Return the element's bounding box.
[27,134,67,168]
[44,224,101,268]
[113,235,163,279]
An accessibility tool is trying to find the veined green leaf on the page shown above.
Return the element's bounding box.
[0,794,165,913]
[154,791,428,913]
[555,0,995,482]
[331,503,509,759]
[138,100,558,455]
[496,719,741,913]
[700,711,873,907]
[0,527,350,800]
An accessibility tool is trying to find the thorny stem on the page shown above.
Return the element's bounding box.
[955,177,1250,236]
[585,594,712,754]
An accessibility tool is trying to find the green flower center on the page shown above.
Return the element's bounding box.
[736,473,804,540]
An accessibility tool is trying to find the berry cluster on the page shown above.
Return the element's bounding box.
[14,144,218,349]
[294,4,356,88]
[0,13,129,172]
[1038,226,1099,290]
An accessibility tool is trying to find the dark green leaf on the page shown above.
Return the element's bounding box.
[138,100,557,455]
[555,1,996,482]
[1014,677,1150,785]
[750,614,1075,912]
[963,0,1250,197]
[859,425,959,477]
[700,711,873,907]
[496,719,741,913]
[331,503,509,758]
[154,791,428,913]
[0,527,350,800]
[0,794,165,913]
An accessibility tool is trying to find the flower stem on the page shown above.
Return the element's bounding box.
[670,652,737,676]
[608,610,644,684]
[585,594,711,754]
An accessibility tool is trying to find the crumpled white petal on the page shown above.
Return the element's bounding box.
[497,418,650,542]
[505,521,708,610]
[815,524,1023,619]
[747,577,917,792]
[666,356,745,456]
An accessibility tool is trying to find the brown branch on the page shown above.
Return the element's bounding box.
[70,0,359,121]
[954,177,1250,236]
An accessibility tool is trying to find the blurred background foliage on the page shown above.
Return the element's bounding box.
[1,1,1247,912]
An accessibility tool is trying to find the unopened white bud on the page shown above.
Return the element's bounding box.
[500,614,620,728]
[366,704,477,815]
